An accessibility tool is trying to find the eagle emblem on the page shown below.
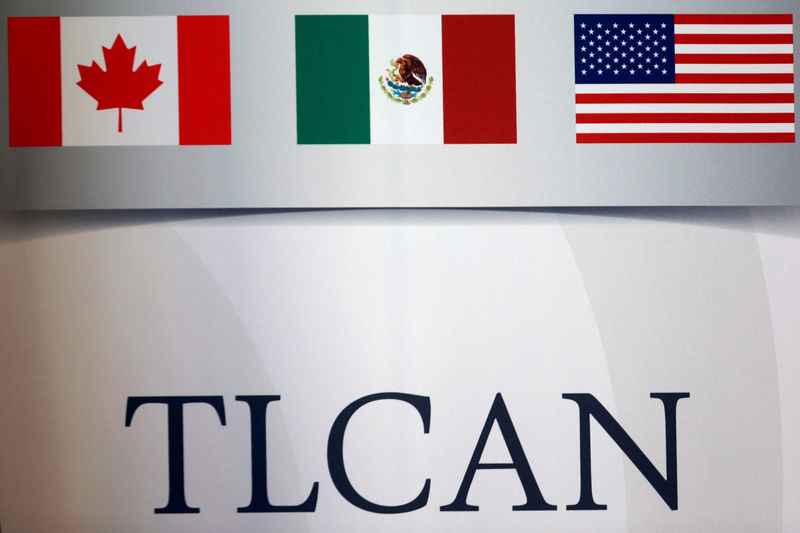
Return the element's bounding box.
[379,54,434,105]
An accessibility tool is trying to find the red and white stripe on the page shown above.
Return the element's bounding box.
[576,14,795,143]
[8,16,231,147]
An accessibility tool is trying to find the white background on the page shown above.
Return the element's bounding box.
[61,17,179,146]
[369,15,444,144]
[1,208,798,531]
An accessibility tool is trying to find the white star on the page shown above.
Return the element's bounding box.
[581,57,587,63]
[637,52,643,58]
[629,23,634,28]
[662,57,667,63]
[589,52,595,58]
[589,64,595,69]
[580,22,586,28]
[662,69,667,74]
[589,29,594,34]
[597,69,603,75]
[613,34,619,40]
[637,63,643,69]
[645,22,650,28]
[646,46,651,52]
[613,57,619,63]
[621,52,627,57]
[613,22,618,28]
[621,29,627,35]
[637,29,643,35]
[581,46,587,51]
[606,52,611,57]
[597,23,602,28]
[645,58,651,63]
[582,69,587,75]
[661,22,667,28]
[614,46,619,51]
[646,69,651,75]
[605,29,611,34]
[614,69,619,74]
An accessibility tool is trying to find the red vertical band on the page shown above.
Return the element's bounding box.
[442,15,517,144]
[8,17,62,147]
[177,15,231,145]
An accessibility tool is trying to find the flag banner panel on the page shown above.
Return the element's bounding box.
[295,14,516,144]
[574,12,795,144]
[2,1,800,207]
[8,15,230,146]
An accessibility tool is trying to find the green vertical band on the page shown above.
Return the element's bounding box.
[295,15,370,144]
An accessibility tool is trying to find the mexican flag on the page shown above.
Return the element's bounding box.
[295,15,517,144]
[8,16,231,146]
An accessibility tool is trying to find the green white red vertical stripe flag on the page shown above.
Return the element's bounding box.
[295,15,518,144]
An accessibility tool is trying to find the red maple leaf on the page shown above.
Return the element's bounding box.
[77,34,163,133]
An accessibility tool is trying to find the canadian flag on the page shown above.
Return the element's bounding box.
[8,16,231,146]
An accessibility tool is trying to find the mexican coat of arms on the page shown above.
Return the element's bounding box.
[379,54,434,105]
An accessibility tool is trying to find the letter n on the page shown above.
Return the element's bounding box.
[562,392,690,511]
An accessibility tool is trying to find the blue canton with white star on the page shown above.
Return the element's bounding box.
[574,14,675,84]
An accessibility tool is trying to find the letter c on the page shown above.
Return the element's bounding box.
[327,392,431,514]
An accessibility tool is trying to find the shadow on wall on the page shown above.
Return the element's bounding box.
[1,207,799,246]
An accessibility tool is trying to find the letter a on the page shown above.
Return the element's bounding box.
[441,393,556,511]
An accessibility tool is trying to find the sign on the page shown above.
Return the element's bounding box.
[2,1,799,208]
[1,209,798,531]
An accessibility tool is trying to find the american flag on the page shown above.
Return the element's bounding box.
[574,14,795,143]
